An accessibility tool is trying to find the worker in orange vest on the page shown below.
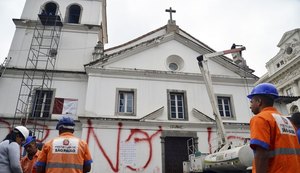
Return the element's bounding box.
[36,116,93,173]
[248,83,300,173]
[21,136,40,173]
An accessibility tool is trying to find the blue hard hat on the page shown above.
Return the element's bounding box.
[56,116,75,130]
[247,83,279,99]
[22,136,36,147]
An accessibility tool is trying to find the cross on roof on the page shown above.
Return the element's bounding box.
[165,7,176,22]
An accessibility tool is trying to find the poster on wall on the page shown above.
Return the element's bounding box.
[120,141,136,166]
[53,98,78,116]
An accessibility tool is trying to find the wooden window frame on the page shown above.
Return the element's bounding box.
[116,88,137,116]
[30,88,55,118]
[167,90,188,121]
[217,95,235,120]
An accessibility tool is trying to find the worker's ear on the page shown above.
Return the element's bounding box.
[257,98,263,106]
[252,96,262,105]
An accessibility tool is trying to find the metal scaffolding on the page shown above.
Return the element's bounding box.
[13,8,63,140]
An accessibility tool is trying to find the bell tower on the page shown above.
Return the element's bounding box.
[7,0,107,138]
[8,0,107,71]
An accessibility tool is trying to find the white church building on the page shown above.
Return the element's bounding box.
[0,0,258,172]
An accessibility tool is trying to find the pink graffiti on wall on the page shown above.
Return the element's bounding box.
[86,119,162,172]
[26,120,50,143]
[0,118,12,130]
[206,127,248,153]
[0,118,12,138]
[1,118,249,172]
[207,127,212,153]
[0,118,50,143]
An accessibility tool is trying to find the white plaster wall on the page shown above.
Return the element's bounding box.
[0,119,249,173]
[105,29,166,54]
[0,77,22,117]
[214,84,253,123]
[86,75,252,123]
[0,75,87,118]
[107,40,240,77]
[54,31,98,71]
[7,27,32,68]
[51,77,88,116]
[21,0,102,25]
[81,122,249,173]
[84,126,163,173]
[8,0,101,71]
[8,27,98,71]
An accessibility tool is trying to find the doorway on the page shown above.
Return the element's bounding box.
[164,136,190,173]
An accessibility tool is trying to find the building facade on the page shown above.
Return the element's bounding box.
[0,1,258,172]
[256,28,300,115]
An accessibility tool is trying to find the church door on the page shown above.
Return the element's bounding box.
[164,137,190,173]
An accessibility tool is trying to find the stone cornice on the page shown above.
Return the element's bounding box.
[86,67,256,85]
[2,67,87,81]
[13,19,101,33]
[266,55,300,89]
[79,116,249,130]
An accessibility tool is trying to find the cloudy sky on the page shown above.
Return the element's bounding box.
[0,0,299,77]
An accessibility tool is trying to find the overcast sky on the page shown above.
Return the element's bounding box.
[0,0,299,77]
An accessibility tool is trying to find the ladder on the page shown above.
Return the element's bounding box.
[187,138,196,156]
[0,57,12,77]
[13,7,63,140]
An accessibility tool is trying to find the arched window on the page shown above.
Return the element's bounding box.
[44,2,57,15]
[67,5,81,24]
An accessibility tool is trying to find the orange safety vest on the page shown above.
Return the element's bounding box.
[21,150,40,173]
[250,107,300,173]
[36,132,92,173]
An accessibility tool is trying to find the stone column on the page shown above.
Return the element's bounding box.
[294,80,300,96]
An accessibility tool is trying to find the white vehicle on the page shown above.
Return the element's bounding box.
[203,145,253,172]
[185,45,254,173]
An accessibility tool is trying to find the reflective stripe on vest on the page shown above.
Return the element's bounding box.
[269,148,300,157]
[46,162,83,170]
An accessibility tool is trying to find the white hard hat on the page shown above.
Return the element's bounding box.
[14,126,29,139]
